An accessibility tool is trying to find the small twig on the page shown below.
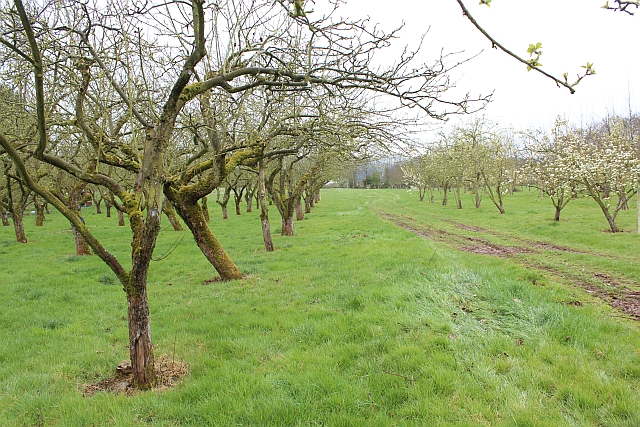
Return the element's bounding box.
[426,249,438,266]
[152,233,185,261]
[454,0,593,94]
[337,228,356,240]
[381,369,424,384]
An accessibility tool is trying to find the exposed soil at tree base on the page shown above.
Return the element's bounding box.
[83,355,189,396]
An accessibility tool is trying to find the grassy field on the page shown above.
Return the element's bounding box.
[1,188,639,426]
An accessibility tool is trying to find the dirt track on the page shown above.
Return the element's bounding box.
[381,212,640,320]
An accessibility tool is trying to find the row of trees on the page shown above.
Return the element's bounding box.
[402,115,640,233]
[1,0,636,390]
[0,0,486,388]
[402,118,517,213]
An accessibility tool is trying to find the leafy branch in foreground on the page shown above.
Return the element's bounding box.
[456,0,595,94]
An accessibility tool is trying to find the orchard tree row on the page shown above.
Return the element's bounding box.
[0,0,485,388]
[402,115,640,233]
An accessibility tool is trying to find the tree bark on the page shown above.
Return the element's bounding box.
[295,198,304,221]
[126,288,155,389]
[554,205,561,222]
[35,202,45,226]
[245,192,253,213]
[258,160,274,252]
[118,210,125,226]
[305,195,312,213]
[125,189,161,390]
[171,199,242,280]
[282,214,294,236]
[163,199,184,231]
[201,196,210,222]
[105,200,112,218]
[1,211,9,226]
[442,183,448,206]
[454,181,462,209]
[73,224,92,255]
[12,212,27,243]
[605,211,620,233]
[6,176,29,242]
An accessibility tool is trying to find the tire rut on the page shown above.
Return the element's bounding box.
[381,211,640,321]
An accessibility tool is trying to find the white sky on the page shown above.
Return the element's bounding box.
[337,0,640,134]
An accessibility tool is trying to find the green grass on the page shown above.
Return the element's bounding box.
[0,189,639,426]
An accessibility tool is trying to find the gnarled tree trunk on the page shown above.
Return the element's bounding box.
[170,195,242,280]
[126,286,155,389]
[12,212,27,243]
[282,215,295,236]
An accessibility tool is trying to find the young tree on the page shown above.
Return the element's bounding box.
[572,119,640,232]
[521,119,581,221]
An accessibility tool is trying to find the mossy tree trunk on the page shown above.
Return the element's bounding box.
[258,160,274,251]
[162,199,183,231]
[245,179,256,213]
[35,204,45,226]
[265,156,319,237]
[34,195,46,226]
[6,175,30,243]
[1,211,9,226]
[12,211,27,243]
[304,194,312,213]
[166,187,242,281]
[295,197,304,221]
[59,176,94,256]
[163,148,252,281]
[201,196,210,222]
[58,180,93,255]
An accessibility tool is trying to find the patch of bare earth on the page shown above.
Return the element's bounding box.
[83,355,189,396]
[382,211,640,321]
[460,244,528,258]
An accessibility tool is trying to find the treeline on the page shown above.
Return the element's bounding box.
[402,116,640,232]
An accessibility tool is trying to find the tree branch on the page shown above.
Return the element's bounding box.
[454,0,594,94]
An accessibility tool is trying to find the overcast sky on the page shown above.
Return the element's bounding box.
[337,0,640,134]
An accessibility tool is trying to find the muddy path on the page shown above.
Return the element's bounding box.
[380,211,640,320]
